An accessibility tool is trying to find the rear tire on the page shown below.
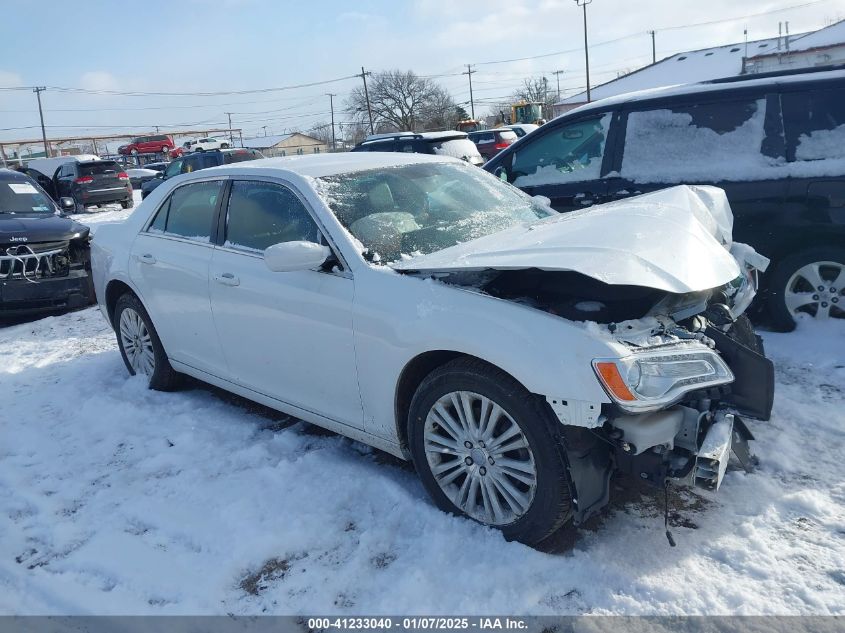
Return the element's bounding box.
[408,357,573,546]
[767,246,845,331]
[121,198,134,209]
[113,293,180,391]
[220,143,229,149]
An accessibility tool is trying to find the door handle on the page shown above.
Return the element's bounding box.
[137,253,156,265]
[214,272,240,287]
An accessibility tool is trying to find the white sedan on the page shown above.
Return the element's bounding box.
[91,153,773,545]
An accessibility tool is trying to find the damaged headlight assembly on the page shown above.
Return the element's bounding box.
[593,346,734,413]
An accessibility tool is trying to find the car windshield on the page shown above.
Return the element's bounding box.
[0,179,56,214]
[316,161,551,264]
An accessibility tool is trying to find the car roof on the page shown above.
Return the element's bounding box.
[201,152,460,179]
[0,168,31,181]
[361,130,468,144]
[563,66,845,117]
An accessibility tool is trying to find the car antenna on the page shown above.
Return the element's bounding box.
[664,480,677,547]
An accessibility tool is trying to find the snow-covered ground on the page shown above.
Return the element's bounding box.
[0,196,843,614]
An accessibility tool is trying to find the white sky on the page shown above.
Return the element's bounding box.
[1,0,843,147]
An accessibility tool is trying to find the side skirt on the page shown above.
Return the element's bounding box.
[169,359,407,460]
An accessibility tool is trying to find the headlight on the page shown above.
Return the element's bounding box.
[593,346,734,412]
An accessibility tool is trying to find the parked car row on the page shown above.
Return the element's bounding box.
[19,156,133,213]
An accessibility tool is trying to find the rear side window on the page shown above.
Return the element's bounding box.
[148,180,223,242]
[620,98,770,183]
[783,87,845,162]
[222,149,261,164]
[184,154,219,172]
[78,161,121,176]
[224,181,319,252]
[512,113,611,186]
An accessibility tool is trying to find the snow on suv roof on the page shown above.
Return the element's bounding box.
[565,67,845,117]
[205,152,459,179]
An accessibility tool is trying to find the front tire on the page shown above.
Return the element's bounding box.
[408,357,573,545]
[767,247,845,331]
[114,293,179,390]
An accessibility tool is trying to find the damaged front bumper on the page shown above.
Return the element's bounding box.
[563,315,773,526]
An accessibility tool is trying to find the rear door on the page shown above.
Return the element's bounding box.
[780,83,845,248]
[502,112,614,211]
[129,178,228,376]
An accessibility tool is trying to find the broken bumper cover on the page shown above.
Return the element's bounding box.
[0,269,94,315]
[612,406,757,489]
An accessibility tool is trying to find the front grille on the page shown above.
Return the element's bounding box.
[0,241,70,280]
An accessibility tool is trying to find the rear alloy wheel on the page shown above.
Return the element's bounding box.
[408,358,573,545]
[768,247,845,330]
[114,293,179,390]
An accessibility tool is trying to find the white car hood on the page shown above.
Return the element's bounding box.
[392,185,741,294]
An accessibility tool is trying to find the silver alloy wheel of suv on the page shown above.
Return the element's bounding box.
[784,260,845,320]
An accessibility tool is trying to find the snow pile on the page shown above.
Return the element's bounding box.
[796,124,845,162]
[0,309,843,615]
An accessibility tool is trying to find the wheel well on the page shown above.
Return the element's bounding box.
[105,280,135,326]
[393,351,530,454]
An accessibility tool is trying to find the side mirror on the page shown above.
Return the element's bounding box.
[264,241,331,273]
[59,197,75,210]
[156,172,165,179]
[494,165,509,182]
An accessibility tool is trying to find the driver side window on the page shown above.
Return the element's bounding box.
[511,113,611,187]
[224,180,320,253]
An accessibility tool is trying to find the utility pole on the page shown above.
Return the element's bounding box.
[552,70,564,101]
[225,112,234,145]
[574,0,592,103]
[262,125,268,137]
[358,66,374,135]
[648,30,656,64]
[33,87,49,158]
[155,126,160,133]
[463,64,476,119]
[327,93,337,151]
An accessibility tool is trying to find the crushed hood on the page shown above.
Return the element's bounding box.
[392,185,740,294]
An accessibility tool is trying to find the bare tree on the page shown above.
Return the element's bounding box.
[346,70,457,132]
[306,121,334,145]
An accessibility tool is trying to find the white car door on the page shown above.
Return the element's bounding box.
[208,178,363,428]
[129,178,229,376]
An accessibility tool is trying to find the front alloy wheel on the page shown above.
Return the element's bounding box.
[408,357,573,545]
[423,391,538,526]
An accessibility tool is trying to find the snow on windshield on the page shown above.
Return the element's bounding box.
[315,162,549,264]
